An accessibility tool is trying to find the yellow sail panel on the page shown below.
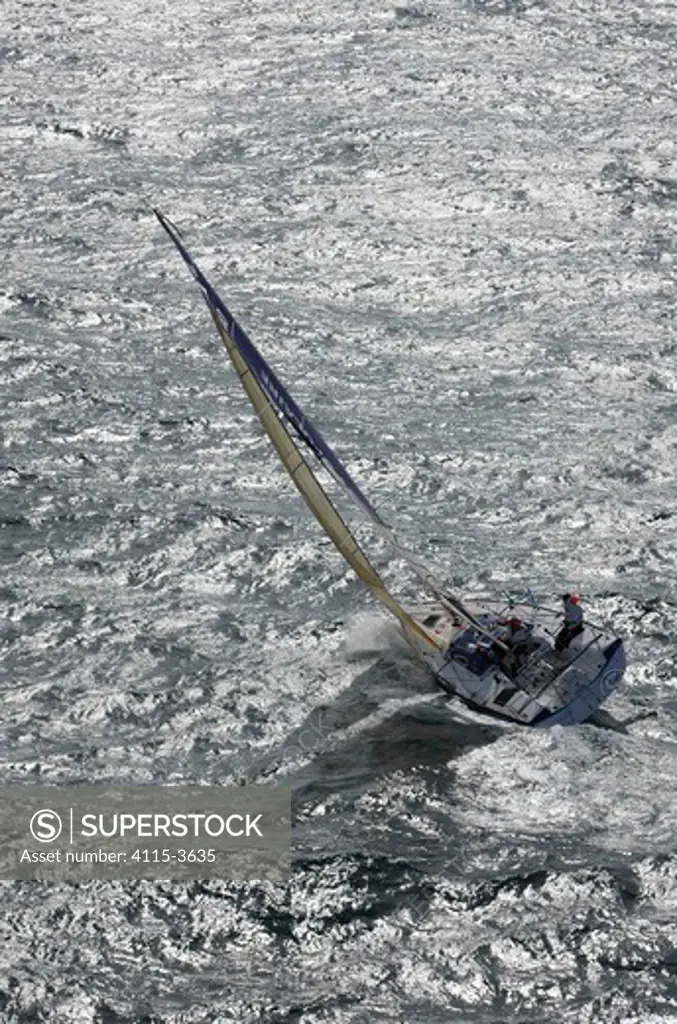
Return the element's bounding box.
[208,309,442,652]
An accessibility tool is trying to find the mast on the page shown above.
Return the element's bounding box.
[155,210,443,653]
[208,308,443,652]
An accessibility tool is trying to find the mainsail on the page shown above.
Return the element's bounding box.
[154,214,475,610]
[156,210,443,652]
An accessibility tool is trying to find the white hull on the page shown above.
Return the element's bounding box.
[407,598,625,727]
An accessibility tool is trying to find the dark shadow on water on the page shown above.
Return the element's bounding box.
[589,709,630,733]
[465,0,544,16]
[590,708,660,733]
[242,653,504,802]
[288,702,503,807]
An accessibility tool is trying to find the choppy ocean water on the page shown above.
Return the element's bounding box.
[2,0,677,1020]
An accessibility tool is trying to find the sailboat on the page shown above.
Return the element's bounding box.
[156,211,626,727]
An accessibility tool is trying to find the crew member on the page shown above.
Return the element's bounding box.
[555,593,584,651]
[507,617,530,648]
[493,617,531,675]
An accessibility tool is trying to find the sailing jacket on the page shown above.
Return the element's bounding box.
[563,599,583,628]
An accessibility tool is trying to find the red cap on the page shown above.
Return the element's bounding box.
[568,594,580,605]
